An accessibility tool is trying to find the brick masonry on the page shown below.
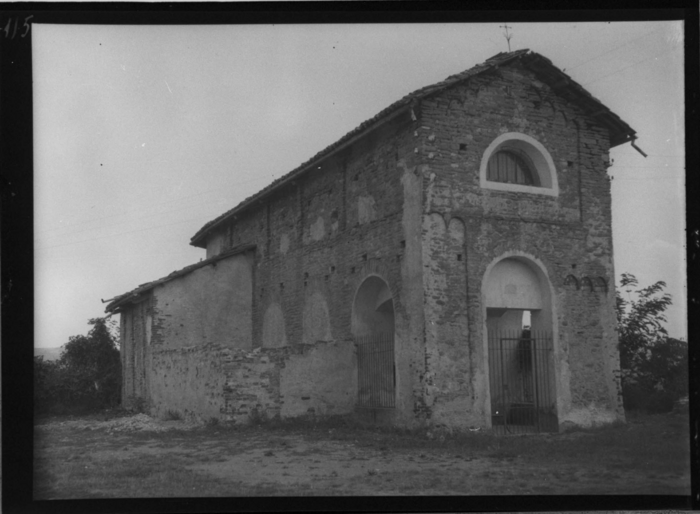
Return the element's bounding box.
[116,54,625,430]
[418,62,624,427]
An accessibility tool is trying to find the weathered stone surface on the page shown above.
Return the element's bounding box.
[152,253,253,350]
[417,62,623,429]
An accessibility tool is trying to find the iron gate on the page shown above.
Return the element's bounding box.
[355,333,395,409]
[488,330,558,433]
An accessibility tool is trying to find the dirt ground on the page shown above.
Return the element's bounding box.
[33,410,691,498]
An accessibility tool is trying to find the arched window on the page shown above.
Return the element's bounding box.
[487,150,540,186]
[479,133,559,197]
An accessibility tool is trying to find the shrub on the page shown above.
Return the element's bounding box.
[34,356,71,414]
[616,273,688,412]
[623,383,676,414]
[646,391,675,414]
[621,382,645,412]
[35,317,121,415]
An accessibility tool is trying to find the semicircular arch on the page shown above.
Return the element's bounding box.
[351,274,395,338]
[479,132,559,197]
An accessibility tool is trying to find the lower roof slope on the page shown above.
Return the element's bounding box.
[104,243,256,313]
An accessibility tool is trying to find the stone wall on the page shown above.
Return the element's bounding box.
[123,300,357,423]
[417,62,624,428]
[420,212,473,425]
[122,111,429,425]
[151,251,254,351]
[120,250,254,411]
[149,342,230,421]
[222,339,357,422]
[146,340,357,424]
[200,112,429,426]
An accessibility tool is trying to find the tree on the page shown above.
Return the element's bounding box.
[35,317,122,414]
[61,317,122,409]
[615,273,688,412]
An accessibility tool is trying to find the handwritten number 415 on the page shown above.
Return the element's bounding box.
[3,16,33,39]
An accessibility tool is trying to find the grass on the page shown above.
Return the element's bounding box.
[33,409,691,498]
[34,432,295,498]
[264,411,684,466]
[258,410,691,481]
[210,409,690,469]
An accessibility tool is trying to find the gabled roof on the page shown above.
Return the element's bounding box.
[190,49,636,248]
[104,243,256,313]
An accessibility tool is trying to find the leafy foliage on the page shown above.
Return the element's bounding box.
[34,356,68,413]
[35,317,122,414]
[615,273,688,412]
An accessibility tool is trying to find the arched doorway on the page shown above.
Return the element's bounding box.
[483,257,558,433]
[352,276,395,409]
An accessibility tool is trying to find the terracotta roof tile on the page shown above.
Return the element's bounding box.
[104,243,255,313]
[189,50,635,246]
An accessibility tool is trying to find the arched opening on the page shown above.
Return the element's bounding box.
[484,257,558,433]
[479,132,559,196]
[352,275,395,409]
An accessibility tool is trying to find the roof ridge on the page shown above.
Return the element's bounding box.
[186,48,632,247]
[188,51,533,246]
[485,48,530,61]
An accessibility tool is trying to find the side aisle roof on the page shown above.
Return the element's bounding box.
[104,243,256,313]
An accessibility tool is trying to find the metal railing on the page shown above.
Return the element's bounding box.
[488,330,558,433]
[355,333,396,409]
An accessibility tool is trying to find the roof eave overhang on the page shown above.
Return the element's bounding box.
[105,243,256,313]
[105,292,149,315]
[521,52,636,147]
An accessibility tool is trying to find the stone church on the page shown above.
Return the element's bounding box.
[105,49,636,432]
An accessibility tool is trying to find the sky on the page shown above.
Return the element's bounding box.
[33,21,686,348]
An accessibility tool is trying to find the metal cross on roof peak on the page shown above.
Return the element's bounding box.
[500,24,513,52]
